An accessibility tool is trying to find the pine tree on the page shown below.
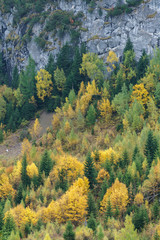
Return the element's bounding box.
[87,191,97,217]
[105,199,112,221]
[21,154,30,188]
[86,104,96,127]
[123,37,134,56]
[40,150,52,176]
[152,199,159,220]
[63,221,75,240]
[0,129,3,143]
[137,50,149,80]
[12,65,19,89]
[15,182,23,205]
[84,152,96,189]
[144,130,158,167]
[87,213,97,232]
[2,213,15,240]
[97,224,104,240]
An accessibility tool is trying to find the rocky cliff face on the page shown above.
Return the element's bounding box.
[0,0,160,76]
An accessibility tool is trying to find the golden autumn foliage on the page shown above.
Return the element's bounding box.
[42,177,89,224]
[27,163,39,178]
[131,83,150,106]
[50,154,84,184]
[106,50,119,72]
[0,173,15,199]
[6,204,38,228]
[52,114,60,132]
[96,168,110,183]
[64,120,71,134]
[36,69,53,101]
[134,193,144,205]
[30,118,42,139]
[10,160,22,187]
[98,98,112,123]
[100,179,129,215]
[141,160,160,202]
[92,148,120,165]
[79,80,100,115]
[21,138,32,163]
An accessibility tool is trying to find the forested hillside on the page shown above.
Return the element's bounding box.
[1,0,160,240]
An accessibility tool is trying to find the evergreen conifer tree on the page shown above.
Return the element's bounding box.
[105,199,112,221]
[21,154,30,188]
[15,182,23,205]
[87,213,97,232]
[0,129,4,143]
[2,213,15,240]
[12,65,19,89]
[40,150,52,176]
[63,221,75,240]
[152,199,159,220]
[87,191,97,217]
[86,104,96,127]
[144,130,158,167]
[84,152,96,189]
[137,50,149,80]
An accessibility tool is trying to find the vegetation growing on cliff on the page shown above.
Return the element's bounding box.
[1,32,160,240]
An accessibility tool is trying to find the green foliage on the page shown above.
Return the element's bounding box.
[132,205,149,231]
[21,154,30,188]
[63,221,75,240]
[97,224,104,240]
[86,104,96,127]
[84,152,96,189]
[2,213,15,240]
[87,191,97,218]
[87,213,97,232]
[144,130,158,167]
[40,150,52,176]
[0,129,4,143]
[12,66,19,89]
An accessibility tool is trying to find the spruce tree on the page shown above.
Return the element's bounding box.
[144,130,158,167]
[63,221,75,240]
[40,150,52,176]
[2,213,15,240]
[0,129,3,143]
[0,204,4,231]
[15,182,23,205]
[87,213,97,232]
[87,191,97,217]
[152,199,159,220]
[84,152,96,189]
[132,205,149,231]
[86,104,96,127]
[21,154,30,188]
[12,65,19,89]
[137,50,149,80]
[105,199,112,221]
[123,37,133,55]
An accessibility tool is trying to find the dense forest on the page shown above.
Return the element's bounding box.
[1,0,160,238]
[1,34,160,239]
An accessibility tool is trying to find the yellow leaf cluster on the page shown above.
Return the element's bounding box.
[92,148,120,165]
[10,160,22,187]
[79,80,100,115]
[21,138,32,163]
[100,179,129,215]
[0,173,15,199]
[52,114,60,132]
[51,154,84,184]
[134,193,144,205]
[36,69,53,101]
[131,83,150,106]
[96,168,110,183]
[27,163,39,178]
[30,118,42,139]
[98,98,112,123]
[6,204,38,228]
[106,50,119,72]
[42,177,89,224]
[64,121,71,134]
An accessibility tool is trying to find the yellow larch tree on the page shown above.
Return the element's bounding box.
[96,169,110,183]
[100,178,129,215]
[134,193,144,205]
[36,69,53,101]
[26,163,39,179]
[98,98,112,123]
[10,160,22,188]
[0,173,15,199]
[106,50,119,72]
[131,83,150,107]
[42,177,89,224]
[30,118,42,139]
[92,148,120,165]
[21,138,32,163]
